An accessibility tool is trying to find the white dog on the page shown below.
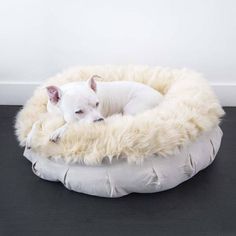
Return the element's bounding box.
[26,75,163,147]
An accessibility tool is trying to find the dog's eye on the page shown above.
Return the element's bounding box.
[96,102,99,107]
[75,110,83,114]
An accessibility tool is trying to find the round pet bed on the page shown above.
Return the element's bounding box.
[15,65,224,197]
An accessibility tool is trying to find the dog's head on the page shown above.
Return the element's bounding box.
[46,75,104,123]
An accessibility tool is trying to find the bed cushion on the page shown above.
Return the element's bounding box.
[15,66,224,165]
[23,126,222,198]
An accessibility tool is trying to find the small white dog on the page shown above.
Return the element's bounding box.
[26,75,163,147]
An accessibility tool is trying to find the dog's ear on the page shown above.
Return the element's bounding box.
[88,75,100,92]
[46,86,62,104]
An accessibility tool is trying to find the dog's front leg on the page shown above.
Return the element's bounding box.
[49,123,69,143]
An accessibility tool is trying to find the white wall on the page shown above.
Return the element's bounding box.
[0,0,235,105]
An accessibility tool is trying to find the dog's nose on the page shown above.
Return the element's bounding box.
[94,118,104,122]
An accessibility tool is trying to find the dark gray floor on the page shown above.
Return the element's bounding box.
[0,106,235,236]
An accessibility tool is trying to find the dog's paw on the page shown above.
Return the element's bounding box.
[49,130,62,143]
[49,124,68,144]
[49,133,60,143]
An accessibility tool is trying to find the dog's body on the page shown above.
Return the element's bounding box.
[26,76,163,147]
[47,80,163,119]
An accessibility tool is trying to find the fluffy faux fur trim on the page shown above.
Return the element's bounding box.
[15,65,224,165]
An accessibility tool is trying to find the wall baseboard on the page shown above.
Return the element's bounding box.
[0,82,40,105]
[211,83,236,107]
[0,81,235,106]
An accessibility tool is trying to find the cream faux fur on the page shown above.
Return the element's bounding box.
[15,65,224,165]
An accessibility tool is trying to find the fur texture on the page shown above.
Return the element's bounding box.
[15,65,224,165]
